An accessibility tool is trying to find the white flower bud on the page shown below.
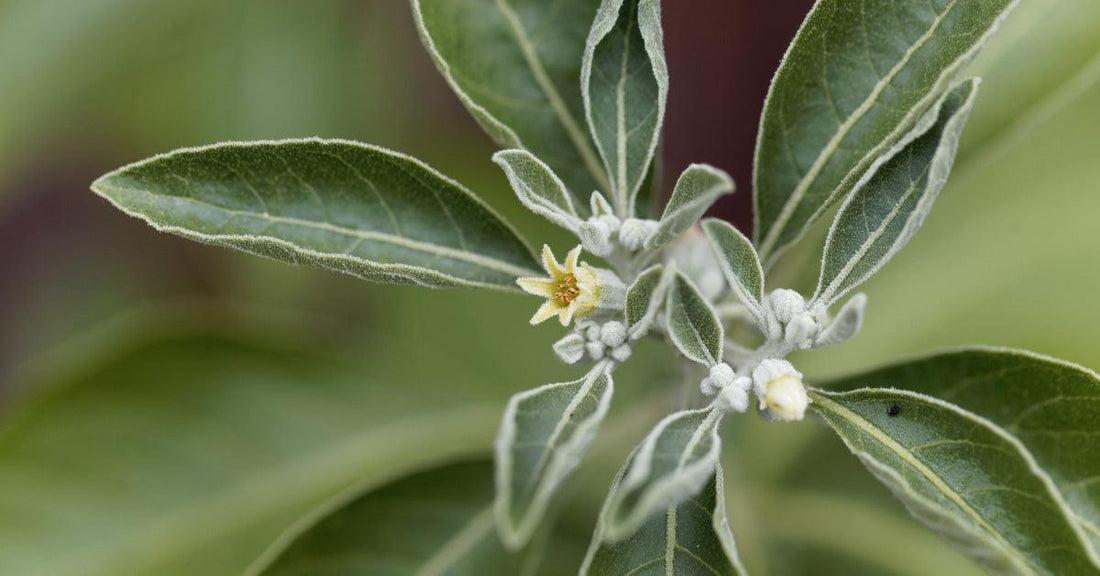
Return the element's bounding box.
[618,218,658,251]
[715,385,750,413]
[708,363,736,388]
[600,321,627,348]
[584,322,602,342]
[585,341,606,360]
[752,359,808,422]
[784,312,819,350]
[610,344,632,362]
[766,289,806,324]
[699,377,720,396]
[552,332,586,364]
[593,213,621,234]
[578,221,613,256]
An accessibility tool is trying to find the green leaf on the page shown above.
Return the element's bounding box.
[825,347,1100,554]
[665,273,724,367]
[812,78,979,308]
[753,0,1017,263]
[493,149,581,232]
[91,139,540,291]
[581,0,668,217]
[583,464,746,575]
[250,459,539,576]
[494,361,615,548]
[625,264,670,339]
[810,387,1100,574]
[701,218,765,323]
[0,328,502,576]
[645,164,735,250]
[411,0,607,206]
[604,408,724,541]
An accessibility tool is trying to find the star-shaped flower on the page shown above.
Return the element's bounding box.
[517,245,600,326]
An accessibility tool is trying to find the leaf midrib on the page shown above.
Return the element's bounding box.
[102,183,537,278]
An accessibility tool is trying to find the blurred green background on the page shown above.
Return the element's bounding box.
[0,1,1097,575]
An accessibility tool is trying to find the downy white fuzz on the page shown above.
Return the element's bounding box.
[753,359,809,421]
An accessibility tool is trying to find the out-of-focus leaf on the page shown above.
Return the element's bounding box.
[753,0,1016,263]
[826,347,1100,553]
[665,273,724,367]
[412,0,606,205]
[91,139,539,290]
[583,465,746,575]
[645,164,734,250]
[811,387,1100,574]
[581,0,668,216]
[494,362,614,548]
[812,79,978,308]
[251,460,540,576]
[604,408,723,541]
[0,328,501,576]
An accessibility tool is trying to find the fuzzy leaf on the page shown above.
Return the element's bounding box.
[581,0,668,217]
[811,387,1100,574]
[625,264,670,339]
[494,362,615,548]
[666,273,724,366]
[826,347,1100,554]
[250,460,539,576]
[645,164,735,250]
[412,0,607,205]
[493,149,581,232]
[603,408,723,541]
[91,139,539,291]
[813,79,979,307]
[582,465,748,575]
[753,0,1017,263]
[701,218,765,323]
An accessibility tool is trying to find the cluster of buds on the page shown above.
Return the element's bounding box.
[761,289,867,352]
[698,359,809,421]
[553,320,632,364]
[578,192,659,256]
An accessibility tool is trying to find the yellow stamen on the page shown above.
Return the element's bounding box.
[554,274,580,305]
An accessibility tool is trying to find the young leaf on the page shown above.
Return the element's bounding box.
[249,460,541,576]
[493,149,582,232]
[411,0,608,204]
[645,164,735,250]
[625,264,670,339]
[582,465,748,576]
[666,273,724,366]
[811,388,1100,574]
[812,79,979,308]
[581,0,668,217]
[604,407,723,541]
[700,218,765,323]
[753,0,1017,263]
[494,361,615,549]
[91,139,540,291]
[825,347,1100,554]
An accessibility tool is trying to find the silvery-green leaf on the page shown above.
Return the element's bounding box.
[411,0,607,205]
[753,0,1017,263]
[665,272,724,366]
[645,164,735,250]
[812,79,979,308]
[581,0,668,217]
[0,328,503,576]
[493,149,581,232]
[494,361,615,548]
[813,293,867,348]
[625,264,670,340]
[250,460,539,576]
[701,218,765,323]
[811,387,1100,574]
[582,464,748,575]
[604,408,723,541]
[91,139,540,291]
[826,347,1100,554]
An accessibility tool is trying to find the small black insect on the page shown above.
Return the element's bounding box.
[887,404,901,417]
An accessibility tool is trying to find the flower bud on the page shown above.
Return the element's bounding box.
[715,385,750,413]
[618,218,658,251]
[610,344,632,362]
[708,363,736,388]
[586,341,606,360]
[766,289,806,324]
[752,359,809,421]
[578,221,613,256]
[600,321,627,348]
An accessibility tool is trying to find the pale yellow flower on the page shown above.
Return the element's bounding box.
[517,245,600,326]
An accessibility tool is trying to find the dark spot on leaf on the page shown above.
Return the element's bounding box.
[887,404,901,417]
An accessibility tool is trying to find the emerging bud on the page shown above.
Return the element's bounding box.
[752,359,809,421]
[715,385,750,413]
[618,218,658,251]
[766,289,806,324]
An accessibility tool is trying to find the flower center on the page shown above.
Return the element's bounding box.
[553,274,581,305]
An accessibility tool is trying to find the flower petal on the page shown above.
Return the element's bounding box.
[530,300,563,325]
[563,245,582,272]
[516,277,556,297]
[541,245,564,277]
